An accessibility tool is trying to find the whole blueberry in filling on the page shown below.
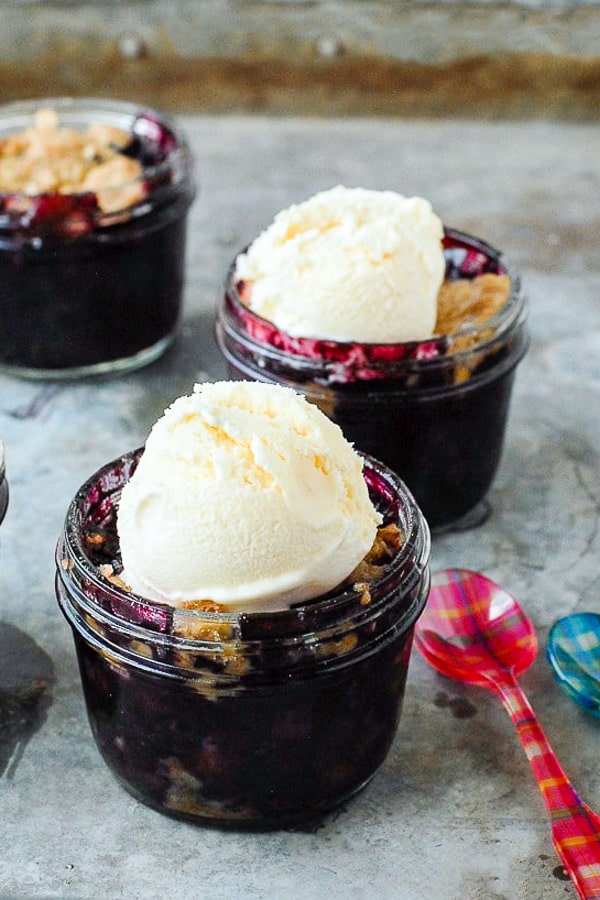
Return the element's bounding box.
[0,99,195,376]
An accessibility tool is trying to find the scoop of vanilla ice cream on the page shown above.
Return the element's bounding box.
[117,381,381,612]
[234,185,445,343]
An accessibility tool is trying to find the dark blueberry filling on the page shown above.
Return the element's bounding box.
[326,366,519,530]
[0,216,188,371]
[0,110,194,373]
[0,192,101,237]
[74,623,411,827]
[129,112,179,163]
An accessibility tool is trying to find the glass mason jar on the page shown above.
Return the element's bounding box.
[216,229,529,532]
[55,449,430,829]
[0,439,7,528]
[0,98,195,378]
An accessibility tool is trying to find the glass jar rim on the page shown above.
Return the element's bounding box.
[56,448,431,653]
[220,227,526,377]
[0,96,194,231]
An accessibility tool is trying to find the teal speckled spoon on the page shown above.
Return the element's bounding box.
[547,613,600,717]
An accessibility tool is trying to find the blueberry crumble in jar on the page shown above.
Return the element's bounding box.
[215,187,529,531]
[0,98,195,378]
[55,383,430,828]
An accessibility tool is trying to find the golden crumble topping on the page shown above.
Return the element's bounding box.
[0,107,144,213]
[436,273,511,336]
[345,522,404,588]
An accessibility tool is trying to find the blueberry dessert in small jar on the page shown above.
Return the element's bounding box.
[0,98,195,378]
[215,186,529,531]
[55,382,430,828]
[0,439,8,530]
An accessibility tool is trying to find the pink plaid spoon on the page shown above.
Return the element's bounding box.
[415,568,600,900]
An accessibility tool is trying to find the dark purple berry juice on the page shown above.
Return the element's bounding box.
[0,98,195,378]
[55,450,430,828]
[216,230,529,530]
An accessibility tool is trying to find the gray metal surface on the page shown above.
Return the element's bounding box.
[5,0,600,63]
[0,115,599,899]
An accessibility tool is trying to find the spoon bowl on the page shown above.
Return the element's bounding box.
[417,568,538,686]
[415,567,600,900]
[547,613,600,717]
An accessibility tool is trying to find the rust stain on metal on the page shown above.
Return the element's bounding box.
[2,50,600,120]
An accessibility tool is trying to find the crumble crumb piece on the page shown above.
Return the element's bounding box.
[436,273,511,336]
[98,563,131,592]
[345,522,404,586]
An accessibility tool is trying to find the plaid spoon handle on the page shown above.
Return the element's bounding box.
[492,675,600,900]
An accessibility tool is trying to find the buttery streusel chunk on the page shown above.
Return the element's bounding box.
[436,273,511,336]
